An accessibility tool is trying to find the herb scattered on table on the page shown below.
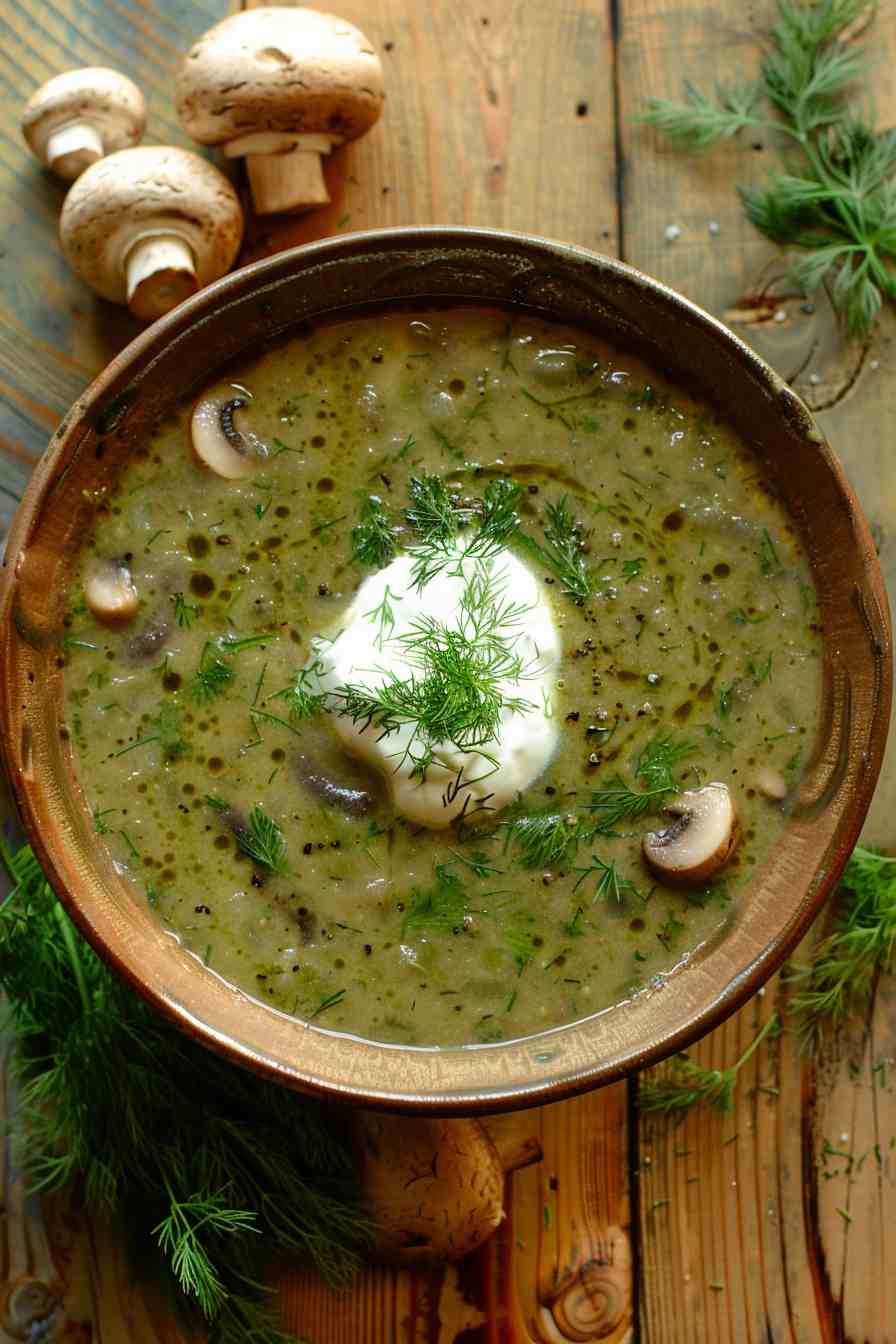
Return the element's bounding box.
[639,0,892,337]
[0,838,371,1344]
[789,844,896,1048]
[639,1013,780,1115]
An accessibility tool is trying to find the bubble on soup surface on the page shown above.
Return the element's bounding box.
[426,389,456,423]
[531,348,579,386]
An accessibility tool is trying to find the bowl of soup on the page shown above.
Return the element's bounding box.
[0,228,889,1111]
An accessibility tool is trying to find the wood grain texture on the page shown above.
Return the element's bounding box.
[621,2,896,1339]
[0,1,632,1341]
[2,0,895,1339]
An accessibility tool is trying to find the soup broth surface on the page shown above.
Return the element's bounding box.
[64,307,821,1046]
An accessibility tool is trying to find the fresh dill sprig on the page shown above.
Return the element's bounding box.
[588,777,671,833]
[516,496,592,601]
[573,854,642,903]
[329,563,535,776]
[234,805,289,874]
[190,634,275,704]
[635,731,695,793]
[404,474,464,542]
[639,0,893,337]
[352,494,395,568]
[364,585,399,650]
[0,839,371,1343]
[500,811,583,869]
[172,592,200,629]
[268,661,328,723]
[789,845,896,1048]
[639,1014,780,1115]
[405,477,522,589]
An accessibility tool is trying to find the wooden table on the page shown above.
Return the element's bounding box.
[1,3,894,1341]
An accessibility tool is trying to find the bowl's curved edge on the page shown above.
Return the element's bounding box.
[0,226,890,1114]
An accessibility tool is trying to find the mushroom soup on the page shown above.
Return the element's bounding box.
[63,307,821,1046]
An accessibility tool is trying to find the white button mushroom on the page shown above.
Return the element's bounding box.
[191,389,267,479]
[21,67,146,181]
[175,7,384,215]
[58,146,243,322]
[642,782,739,886]
[84,561,139,624]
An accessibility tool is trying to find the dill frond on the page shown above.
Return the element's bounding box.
[639,1014,780,1115]
[236,805,289,874]
[515,495,592,601]
[0,839,372,1343]
[789,845,896,1048]
[268,662,328,723]
[352,494,395,568]
[500,811,583,869]
[638,0,893,337]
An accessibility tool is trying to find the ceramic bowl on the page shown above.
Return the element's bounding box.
[0,228,890,1112]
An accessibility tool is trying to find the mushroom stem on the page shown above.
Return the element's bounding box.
[245,146,330,214]
[124,234,198,321]
[45,120,104,180]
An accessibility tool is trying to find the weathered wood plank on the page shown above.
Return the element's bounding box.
[619,1,896,1338]
[0,2,634,1342]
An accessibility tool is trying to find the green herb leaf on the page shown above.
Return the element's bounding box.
[236,805,289,875]
[639,1014,780,1115]
[352,495,395,568]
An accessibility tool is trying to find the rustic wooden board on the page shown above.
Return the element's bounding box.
[1,0,895,1340]
[620,2,896,1340]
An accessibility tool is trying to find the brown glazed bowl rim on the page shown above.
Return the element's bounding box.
[1,226,890,1113]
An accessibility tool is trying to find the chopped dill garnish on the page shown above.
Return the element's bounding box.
[622,557,647,582]
[446,848,503,878]
[758,528,783,577]
[352,495,395,568]
[308,988,347,1019]
[404,474,462,543]
[364,585,399,651]
[190,633,275,704]
[235,805,289,875]
[729,608,768,626]
[635,731,695,792]
[500,811,582,869]
[405,477,522,589]
[401,864,469,937]
[171,592,199,629]
[328,563,535,777]
[789,845,896,1048]
[588,778,671,833]
[639,1014,780,1115]
[268,661,328,724]
[573,855,644,903]
[515,496,592,601]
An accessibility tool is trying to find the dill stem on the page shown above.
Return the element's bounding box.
[733,1012,778,1072]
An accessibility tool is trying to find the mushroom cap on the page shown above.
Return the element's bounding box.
[175,7,384,146]
[353,1113,505,1263]
[642,782,739,886]
[22,67,146,162]
[59,146,243,304]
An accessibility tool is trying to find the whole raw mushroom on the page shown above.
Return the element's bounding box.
[22,67,146,181]
[175,7,384,214]
[59,146,243,322]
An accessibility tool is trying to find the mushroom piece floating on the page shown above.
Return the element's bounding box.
[59,146,243,322]
[175,7,385,214]
[190,388,268,479]
[642,782,739,886]
[84,561,139,624]
[21,67,146,181]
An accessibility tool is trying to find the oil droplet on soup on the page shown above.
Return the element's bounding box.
[63,307,821,1046]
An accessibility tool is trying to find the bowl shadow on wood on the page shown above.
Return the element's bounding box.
[0,227,889,1113]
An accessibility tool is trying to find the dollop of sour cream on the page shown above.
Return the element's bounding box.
[313,548,560,828]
